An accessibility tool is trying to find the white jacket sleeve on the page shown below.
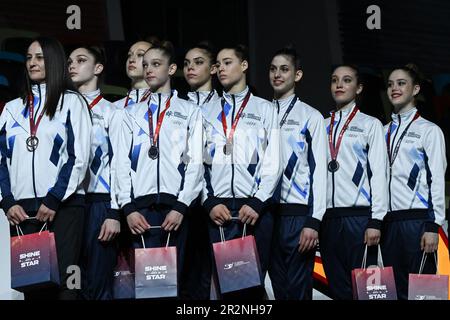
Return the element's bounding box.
[116,109,136,216]
[173,107,204,214]
[0,106,15,212]
[423,124,447,230]
[308,113,328,222]
[107,108,123,217]
[43,94,92,211]
[250,103,282,213]
[367,119,388,226]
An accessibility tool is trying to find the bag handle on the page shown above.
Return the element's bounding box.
[139,225,171,249]
[360,245,385,269]
[15,217,48,239]
[418,251,438,275]
[377,244,385,268]
[219,217,247,243]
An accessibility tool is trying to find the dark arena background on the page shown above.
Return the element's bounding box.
[0,0,448,302]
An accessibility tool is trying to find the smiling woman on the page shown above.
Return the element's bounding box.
[381,64,447,300]
[0,36,92,300]
[268,45,328,300]
[320,64,389,300]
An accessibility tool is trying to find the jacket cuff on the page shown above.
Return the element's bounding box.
[173,201,188,215]
[203,197,222,214]
[425,222,439,233]
[246,197,265,215]
[367,218,382,230]
[106,209,121,220]
[123,203,137,217]
[304,217,321,232]
[42,193,61,212]
[1,195,17,214]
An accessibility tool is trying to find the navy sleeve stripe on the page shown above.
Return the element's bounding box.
[49,110,76,200]
[0,123,13,199]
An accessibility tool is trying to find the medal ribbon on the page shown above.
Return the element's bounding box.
[148,93,173,147]
[328,106,359,161]
[28,94,45,138]
[220,91,251,145]
[88,95,103,109]
[279,96,298,128]
[387,112,419,166]
[203,90,215,105]
[124,89,151,107]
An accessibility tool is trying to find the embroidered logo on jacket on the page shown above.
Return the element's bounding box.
[241,113,261,121]
[407,132,420,139]
[349,126,364,133]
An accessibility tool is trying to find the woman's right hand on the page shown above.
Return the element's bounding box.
[6,205,29,226]
[209,204,232,226]
[126,211,150,235]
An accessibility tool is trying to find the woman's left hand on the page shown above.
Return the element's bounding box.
[421,232,439,253]
[161,210,183,232]
[36,204,56,222]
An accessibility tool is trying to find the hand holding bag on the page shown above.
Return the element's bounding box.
[408,252,449,300]
[351,245,397,300]
[10,220,60,292]
[134,227,178,299]
[212,220,262,294]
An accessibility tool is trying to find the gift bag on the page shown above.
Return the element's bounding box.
[408,252,449,300]
[351,245,397,300]
[134,230,177,299]
[212,222,262,294]
[10,223,60,292]
[112,249,135,299]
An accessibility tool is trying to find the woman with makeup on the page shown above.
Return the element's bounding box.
[115,41,203,288]
[114,41,153,108]
[268,45,327,300]
[68,46,121,300]
[382,64,446,300]
[201,44,281,299]
[181,41,219,299]
[320,65,388,300]
[0,37,91,300]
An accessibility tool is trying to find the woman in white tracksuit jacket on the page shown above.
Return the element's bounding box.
[320,65,388,300]
[0,37,92,300]
[381,64,446,300]
[182,41,220,299]
[115,41,203,284]
[268,45,328,300]
[202,45,281,299]
[68,46,121,300]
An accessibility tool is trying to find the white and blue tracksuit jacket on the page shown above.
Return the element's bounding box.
[114,88,151,108]
[187,90,220,106]
[201,86,282,214]
[0,84,92,213]
[115,90,203,216]
[274,95,328,231]
[83,89,121,219]
[384,107,447,232]
[325,103,388,229]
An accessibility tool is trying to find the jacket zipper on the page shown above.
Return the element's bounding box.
[388,114,401,212]
[331,111,342,208]
[31,86,42,210]
[230,95,236,202]
[156,94,161,203]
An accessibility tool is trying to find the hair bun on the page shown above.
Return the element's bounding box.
[405,63,420,74]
